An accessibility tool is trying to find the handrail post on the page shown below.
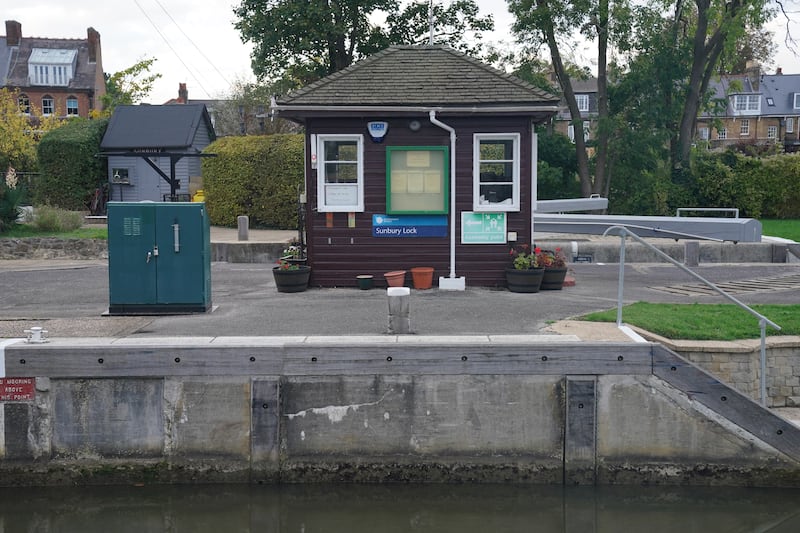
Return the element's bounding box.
[616,233,626,327]
[760,318,767,406]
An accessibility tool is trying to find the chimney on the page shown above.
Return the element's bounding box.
[745,60,760,91]
[87,27,100,63]
[5,20,21,47]
[178,83,188,103]
[776,67,783,76]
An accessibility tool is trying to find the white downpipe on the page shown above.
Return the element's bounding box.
[429,110,458,279]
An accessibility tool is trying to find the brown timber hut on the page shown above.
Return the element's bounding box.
[271,45,559,288]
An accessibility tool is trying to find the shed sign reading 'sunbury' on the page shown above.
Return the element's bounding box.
[0,378,35,402]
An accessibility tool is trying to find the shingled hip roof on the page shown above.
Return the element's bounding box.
[275,45,559,113]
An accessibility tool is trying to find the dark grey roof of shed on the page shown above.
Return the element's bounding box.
[276,45,559,108]
[100,104,215,150]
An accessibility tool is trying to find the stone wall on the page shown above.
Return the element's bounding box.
[0,238,108,260]
[642,333,800,407]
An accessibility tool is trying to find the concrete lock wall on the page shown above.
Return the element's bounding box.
[1,340,800,487]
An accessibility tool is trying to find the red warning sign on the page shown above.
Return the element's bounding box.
[0,378,35,401]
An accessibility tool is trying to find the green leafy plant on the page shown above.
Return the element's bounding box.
[30,205,84,232]
[509,244,541,270]
[0,167,25,233]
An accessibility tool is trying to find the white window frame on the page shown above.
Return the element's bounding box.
[698,127,709,140]
[794,94,800,109]
[567,121,591,143]
[788,118,795,133]
[767,126,777,139]
[66,96,79,116]
[739,119,750,136]
[473,132,520,212]
[732,94,760,115]
[575,94,589,112]
[718,128,727,140]
[316,134,364,212]
[42,96,54,116]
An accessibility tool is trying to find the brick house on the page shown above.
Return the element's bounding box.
[697,63,800,152]
[0,20,106,119]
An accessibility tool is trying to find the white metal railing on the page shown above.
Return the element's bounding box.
[602,225,781,406]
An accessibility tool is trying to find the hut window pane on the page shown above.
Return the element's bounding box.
[473,133,520,212]
[386,146,448,214]
[317,134,364,212]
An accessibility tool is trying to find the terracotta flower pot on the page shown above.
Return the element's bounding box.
[410,266,434,290]
[384,270,406,287]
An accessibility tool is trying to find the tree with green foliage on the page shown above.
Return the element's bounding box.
[213,78,299,136]
[99,58,161,115]
[0,88,60,174]
[233,0,494,88]
[509,0,631,199]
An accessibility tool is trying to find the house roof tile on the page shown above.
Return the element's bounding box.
[277,45,558,108]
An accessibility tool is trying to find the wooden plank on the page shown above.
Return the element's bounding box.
[652,345,800,462]
[251,379,280,480]
[564,377,597,485]
[4,343,654,378]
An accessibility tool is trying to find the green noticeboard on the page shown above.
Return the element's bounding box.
[461,212,507,244]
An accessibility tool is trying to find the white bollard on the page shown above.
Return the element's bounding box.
[387,287,411,334]
[237,215,249,241]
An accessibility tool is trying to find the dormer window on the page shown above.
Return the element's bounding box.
[732,94,760,115]
[794,93,800,110]
[28,48,77,87]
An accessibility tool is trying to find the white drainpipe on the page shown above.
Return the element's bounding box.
[429,110,465,290]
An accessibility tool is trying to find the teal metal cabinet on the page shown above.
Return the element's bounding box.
[108,202,211,314]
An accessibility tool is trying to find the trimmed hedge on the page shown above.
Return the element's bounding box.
[202,134,304,228]
[35,118,108,210]
[692,151,800,219]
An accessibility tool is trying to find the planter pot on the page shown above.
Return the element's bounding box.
[273,265,311,293]
[505,267,545,293]
[410,266,434,290]
[541,267,568,290]
[356,274,374,290]
[384,270,406,287]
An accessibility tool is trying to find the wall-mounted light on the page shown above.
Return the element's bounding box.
[409,120,421,132]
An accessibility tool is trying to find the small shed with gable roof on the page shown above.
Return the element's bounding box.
[100,104,215,202]
[271,45,559,288]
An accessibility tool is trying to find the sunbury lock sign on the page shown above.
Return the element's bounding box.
[461,212,506,244]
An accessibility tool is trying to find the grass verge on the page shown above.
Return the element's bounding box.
[760,219,800,242]
[579,302,800,340]
[0,225,107,239]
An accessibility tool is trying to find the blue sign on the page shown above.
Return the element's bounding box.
[372,214,448,238]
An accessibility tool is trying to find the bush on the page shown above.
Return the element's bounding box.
[201,134,304,228]
[35,118,108,210]
[30,205,84,232]
[0,168,25,233]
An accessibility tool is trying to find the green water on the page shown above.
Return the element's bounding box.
[0,484,798,532]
